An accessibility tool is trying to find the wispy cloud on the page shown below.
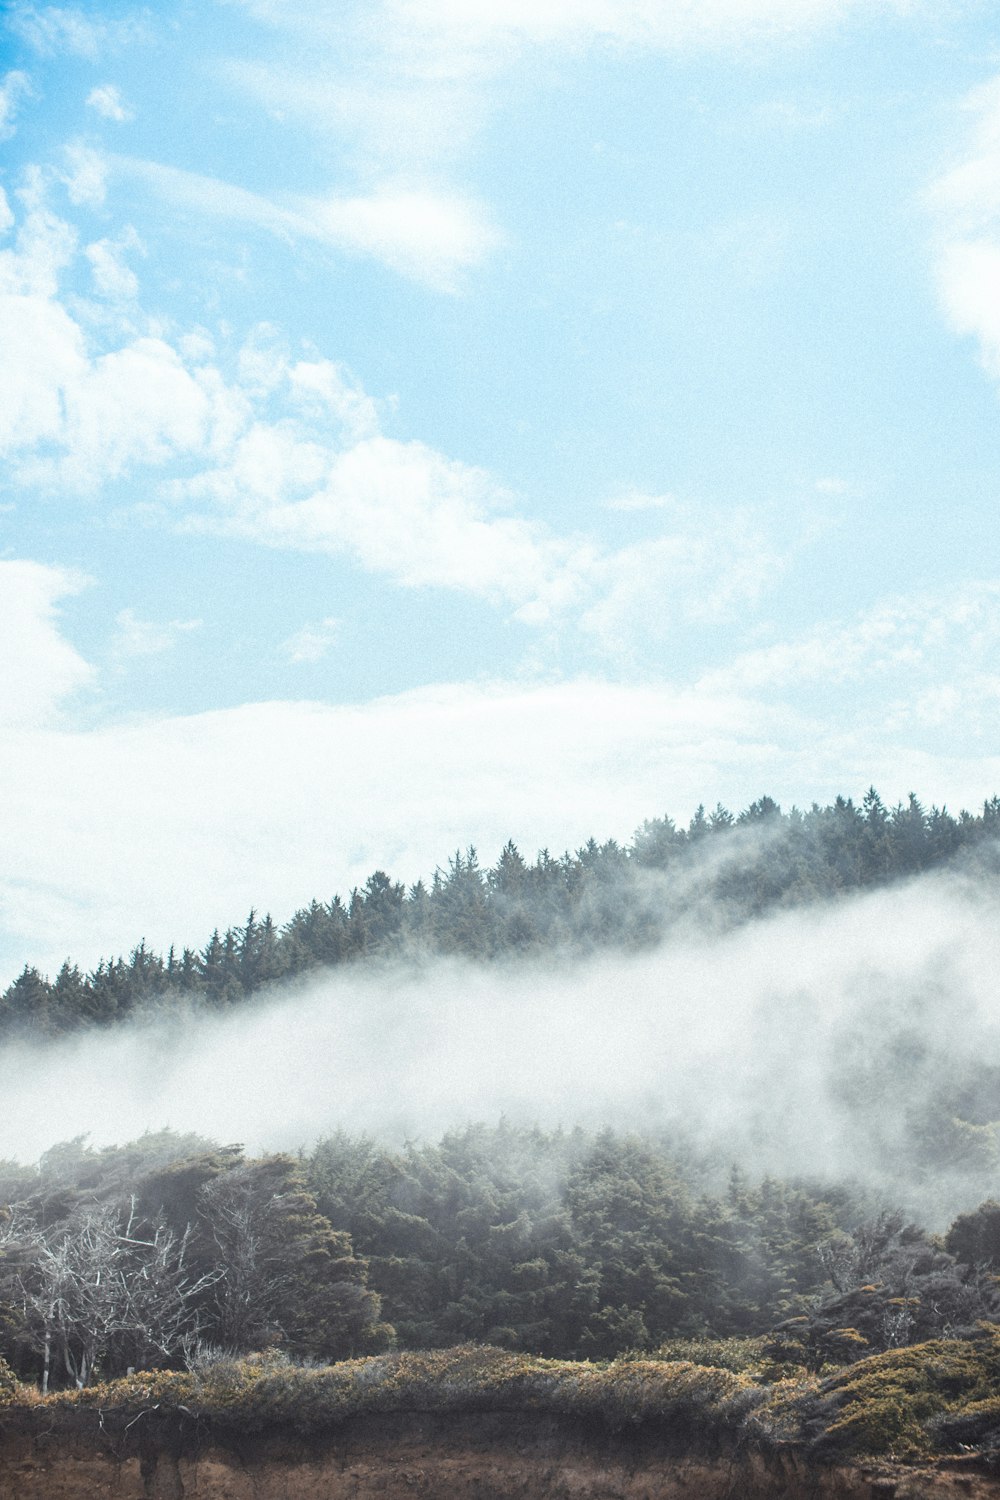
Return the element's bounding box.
[85,231,141,301]
[0,71,32,141]
[700,581,1000,750]
[208,0,914,310]
[381,0,913,54]
[603,488,677,512]
[6,4,145,59]
[0,188,794,650]
[115,156,499,290]
[579,509,787,659]
[86,84,132,123]
[62,143,108,207]
[280,616,341,664]
[229,0,913,67]
[112,609,201,660]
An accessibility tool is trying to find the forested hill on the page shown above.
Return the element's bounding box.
[4,787,999,1043]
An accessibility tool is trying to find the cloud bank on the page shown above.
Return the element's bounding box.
[3,865,999,1230]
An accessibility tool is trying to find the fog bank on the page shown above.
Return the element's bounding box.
[5,867,999,1224]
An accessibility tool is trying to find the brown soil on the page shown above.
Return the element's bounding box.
[1,1411,998,1499]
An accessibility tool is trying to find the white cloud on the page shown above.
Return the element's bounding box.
[62,143,108,207]
[0,561,93,729]
[928,76,1000,384]
[604,488,676,512]
[85,84,132,123]
[189,433,590,613]
[112,609,202,660]
[0,187,798,647]
[0,195,247,490]
[280,616,341,664]
[700,581,1000,751]
[7,5,143,59]
[0,71,31,141]
[3,649,1000,987]
[85,233,140,301]
[0,202,87,457]
[116,156,499,290]
[21,336,217,489]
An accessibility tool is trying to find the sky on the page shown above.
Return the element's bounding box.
[4,0,1000,981]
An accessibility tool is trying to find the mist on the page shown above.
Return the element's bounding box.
[5,863,1000,1227]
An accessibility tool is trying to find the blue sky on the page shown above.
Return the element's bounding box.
[4,0,1000,980]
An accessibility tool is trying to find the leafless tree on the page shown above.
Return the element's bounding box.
[7,1199,220,1390]
[199,1167,299,1351]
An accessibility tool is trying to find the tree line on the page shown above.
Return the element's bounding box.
[4,787,999,1042]
[4,1124,1000,1389]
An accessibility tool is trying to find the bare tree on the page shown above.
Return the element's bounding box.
[8,1199,220,1389]
[199,1165,305,1351]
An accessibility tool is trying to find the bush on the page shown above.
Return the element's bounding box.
[39,1344,766,1442]
[800,1325,1000,1459]
[0,1354,18,1403]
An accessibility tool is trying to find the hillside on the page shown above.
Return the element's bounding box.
[5,1342,1000,1497]
[3,788,998,1043]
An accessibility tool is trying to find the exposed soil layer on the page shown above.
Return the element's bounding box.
[1,1411,999,1499]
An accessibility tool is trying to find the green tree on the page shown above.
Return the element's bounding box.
[198,1155,391,1359]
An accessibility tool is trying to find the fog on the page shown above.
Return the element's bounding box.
[5,865,1000,1227]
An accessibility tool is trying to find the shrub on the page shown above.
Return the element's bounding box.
[38,1344,766,1442]
[801,1325,1000,1459]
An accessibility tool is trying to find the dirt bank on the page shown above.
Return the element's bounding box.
[1,1410,998,1499]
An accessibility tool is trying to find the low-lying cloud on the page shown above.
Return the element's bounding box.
[5,865,1000,1227]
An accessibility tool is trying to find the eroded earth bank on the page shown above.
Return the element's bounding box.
[1,1411,999,1500]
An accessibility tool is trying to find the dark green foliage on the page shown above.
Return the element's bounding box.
[765,1211,1000,1370]
[798,1325,1000,1458]
[305,1124,863,1359]
[198,1155,390,1360]
[4,786,997,1045]
[5,1123,1000,1399]
[945,1199,1000,1268]
[0,1133,389,1387]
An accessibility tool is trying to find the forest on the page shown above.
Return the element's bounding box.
[3,786,999,1042]
[4,782,1000,1464]
[2,1121,1000,1395]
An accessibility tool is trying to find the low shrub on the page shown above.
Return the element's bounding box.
[651,1336,768,1375]
[800,1325,1000,1459]
[0,1354,19,1404]
[41,1345,766,1441]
